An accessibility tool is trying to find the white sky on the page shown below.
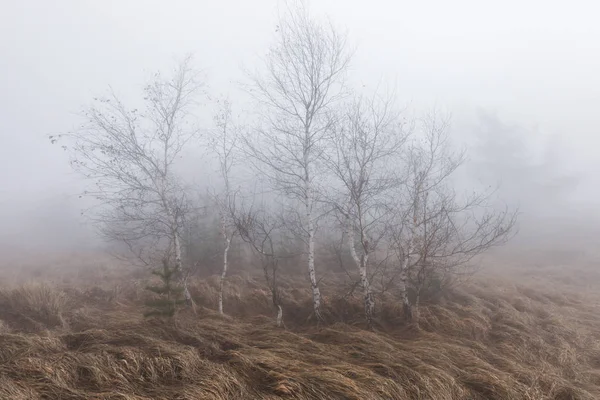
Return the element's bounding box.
[1,0,599,247]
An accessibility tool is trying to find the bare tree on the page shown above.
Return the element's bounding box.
[391,111,517,324]
[328,93,407,328]
[243,1,352,319]
[209,99,239,315]
[51,58,202,308]
[233,200,291,327]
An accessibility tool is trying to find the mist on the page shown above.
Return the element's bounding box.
[1,0,599,261]
[3,2,600,398]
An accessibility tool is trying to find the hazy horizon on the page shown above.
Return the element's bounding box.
[1,0,599,254]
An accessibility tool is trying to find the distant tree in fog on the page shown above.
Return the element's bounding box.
[390,111,517,324]
[52,57,202,308]
[243,1,352,320]
[327,93,408,329]
[470,111,579,215]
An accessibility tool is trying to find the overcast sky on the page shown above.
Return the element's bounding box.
[1,0,599,249]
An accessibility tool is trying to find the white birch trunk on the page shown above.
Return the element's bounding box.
[347,217,374,328]
[399,245,412,321]
[174,229,195,312]
[276,304,283,328]
[398,180,421,322]
[413,290,421,323]
[400,182,421,323]
[218,235,231,315]
[307,216,321,318]
[174,229,183,272]
[306,184,322,319]
[347,218,361,267]
[359,253,374,328]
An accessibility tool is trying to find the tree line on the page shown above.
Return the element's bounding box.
[51,2,517,329]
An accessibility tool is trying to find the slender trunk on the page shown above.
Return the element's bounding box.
[347,217,374,328]
[276,304,283,327]
[359,254,374,329]
[218,235,231,315]
[413,289,421,325]
[267,256,283,328]
[307,215,321,319]
[306,189,322,320]
[303,115,322,321]
[174,229,183,272]
[400,252,412,322]
[401,180,422,323]
[347,216,361,266]
[175,229,196,314]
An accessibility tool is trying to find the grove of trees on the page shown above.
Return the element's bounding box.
[52,1,517,328]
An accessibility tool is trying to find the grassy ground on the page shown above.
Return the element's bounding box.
[1,255,600,399]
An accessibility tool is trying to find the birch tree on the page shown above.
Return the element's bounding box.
[51,58,201,307]
[244,1,351,319]
[328,94,407,328]
[209,99,239,315]
[391,111,517,324]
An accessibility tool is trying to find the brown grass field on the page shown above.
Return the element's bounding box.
[1,251,600,399]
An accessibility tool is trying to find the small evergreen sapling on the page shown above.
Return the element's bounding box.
[144,258,187,317]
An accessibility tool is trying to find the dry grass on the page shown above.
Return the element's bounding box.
[0,262,600,399]
[0,283,68,332]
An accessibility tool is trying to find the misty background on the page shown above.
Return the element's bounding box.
[1,0,599,263]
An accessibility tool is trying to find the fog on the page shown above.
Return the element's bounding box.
[1,0,599,260]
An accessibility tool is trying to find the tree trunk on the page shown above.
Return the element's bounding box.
[306,191,322,320]
[413,289,421,326]
[347,220,374,328]
[307,217,321,319]
[218,236,231,315]
[174,229,183,272]
[174,229,196,314]
[400,253,412,322]
[276,304,283,327]
[401,181,420,323]
[360,255,374,329]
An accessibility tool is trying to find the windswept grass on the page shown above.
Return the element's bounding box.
[0,265,599,399]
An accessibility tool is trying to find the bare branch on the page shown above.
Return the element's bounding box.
[57,58,203,288]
